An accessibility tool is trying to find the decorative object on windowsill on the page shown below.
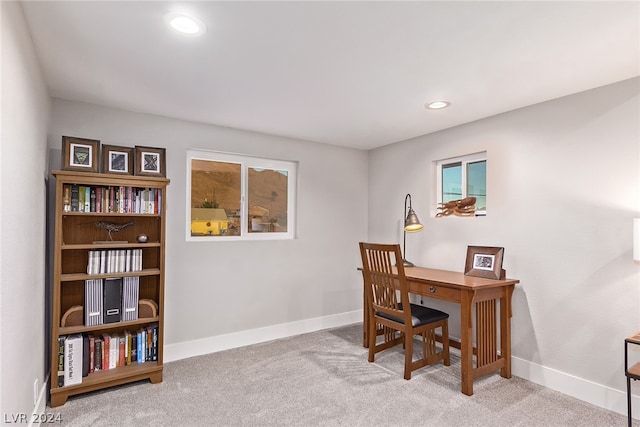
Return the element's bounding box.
[94,220,135,242]
[398,193,423,267]
[436,197,476,217]
[464,246,505,280]
[634,218,640,262]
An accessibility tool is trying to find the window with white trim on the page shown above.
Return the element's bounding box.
[187,150,297,240]
[436,152,486,216]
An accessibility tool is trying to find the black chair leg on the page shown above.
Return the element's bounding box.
[627,377,633,427]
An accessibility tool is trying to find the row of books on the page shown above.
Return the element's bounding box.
[87,249,143,275]
[57,325,159,387]
[62,184,162,214]
[85,277,140,326]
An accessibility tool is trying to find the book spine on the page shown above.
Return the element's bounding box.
[137,330,143,364]
[64,334,83,386]
[57,336,65,387]
[82,335,90,377]
[119,336,125,367]
[62,185,71,212]
[94,338,102,371]
[78,186,85,212]
[90,187,96,212]
[109,186,115,213]
[89,336,95,373]
[95,187,102,213]
[102,334,110,370]
[71,184,79,212]
[84,187,90,212]
[152,324,158,361]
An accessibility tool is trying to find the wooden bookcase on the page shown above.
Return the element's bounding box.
[50,170,169,407]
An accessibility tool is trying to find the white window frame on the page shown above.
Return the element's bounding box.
[186,149,297,241]
[435,151,487,217]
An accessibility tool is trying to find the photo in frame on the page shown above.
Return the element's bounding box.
[102,145,133,175]
[61,136,100,172]
[464,246,505,279]
[134,146,166,177]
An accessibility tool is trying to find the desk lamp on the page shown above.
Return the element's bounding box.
[401,193,423,267]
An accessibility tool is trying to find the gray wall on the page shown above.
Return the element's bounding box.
[368,77,640,404]
[48,99,369,350]
[1,1,51,418]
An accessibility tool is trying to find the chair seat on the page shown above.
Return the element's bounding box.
[376,303,449,327]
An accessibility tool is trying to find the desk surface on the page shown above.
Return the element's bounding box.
[400,266,520,289]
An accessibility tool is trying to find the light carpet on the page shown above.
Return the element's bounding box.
[48,324,632,426]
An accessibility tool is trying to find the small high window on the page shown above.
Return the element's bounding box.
[187,150,297,240]
[436,152,486,216]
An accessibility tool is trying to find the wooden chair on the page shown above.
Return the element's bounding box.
[359,242,450,379]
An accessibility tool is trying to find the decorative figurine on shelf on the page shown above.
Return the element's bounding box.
[95,220,134,241]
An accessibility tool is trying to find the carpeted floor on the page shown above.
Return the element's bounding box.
[48,324,633,426]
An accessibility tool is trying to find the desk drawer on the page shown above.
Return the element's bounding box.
[410,282,460,303]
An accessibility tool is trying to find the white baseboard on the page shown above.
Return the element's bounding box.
[164,310,363,363]
[29,375,48,427]
[512,355,634,419]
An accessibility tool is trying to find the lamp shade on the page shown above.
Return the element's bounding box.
[634,218,640,261]
[404,208,423,232]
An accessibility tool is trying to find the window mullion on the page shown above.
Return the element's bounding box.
[240,163,247,236]
[461,160,468,199]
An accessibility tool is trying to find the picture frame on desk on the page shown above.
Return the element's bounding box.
[464,246,504,280]
[102,144,133,175]
[61,136,100,173]
[134,146,166,177]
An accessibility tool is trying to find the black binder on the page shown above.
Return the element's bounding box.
[103,277,122,323]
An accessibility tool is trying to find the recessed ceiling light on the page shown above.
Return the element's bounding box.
[425,100,451,110]
[165,13,206,36]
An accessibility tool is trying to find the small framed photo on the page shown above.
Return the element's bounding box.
[464,246,504,279]
[102,145,133,175]
[134,146,166,177]
[62,136,100,172]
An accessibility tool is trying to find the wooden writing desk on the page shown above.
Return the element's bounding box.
[362,266,519,395]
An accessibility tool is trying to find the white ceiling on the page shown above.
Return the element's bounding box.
[20,1,639,150]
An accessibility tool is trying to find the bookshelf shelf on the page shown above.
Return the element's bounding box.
[62,242,162,250]
[60,268,161,282]
[61,211,161,217]
[50,170,169,407]
[59,316,160,335]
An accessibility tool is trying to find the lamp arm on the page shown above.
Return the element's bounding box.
[403,194,411,262]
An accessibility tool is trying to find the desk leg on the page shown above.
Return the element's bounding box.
[500,286,514,379]
[460,290,474,396]
[628,376,633,427]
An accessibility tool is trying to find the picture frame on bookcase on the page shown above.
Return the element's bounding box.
[134,146,166,177]
[62,136,100,173]
[102,144,133,175]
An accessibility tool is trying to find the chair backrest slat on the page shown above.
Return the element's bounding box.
[359,242,410,322]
